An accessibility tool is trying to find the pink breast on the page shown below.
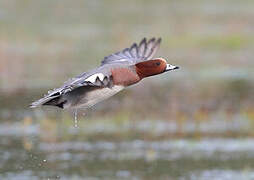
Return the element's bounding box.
[111,68,141,86]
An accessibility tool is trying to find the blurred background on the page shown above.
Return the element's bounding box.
[1,0,254,179]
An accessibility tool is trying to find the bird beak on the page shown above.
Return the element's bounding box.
[165,64,179,72]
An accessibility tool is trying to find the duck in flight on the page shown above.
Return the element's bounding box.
[30,38,179,110]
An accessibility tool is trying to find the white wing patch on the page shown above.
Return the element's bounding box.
[84,73,105,83]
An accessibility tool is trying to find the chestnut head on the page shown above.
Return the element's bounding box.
[135,58,179,78]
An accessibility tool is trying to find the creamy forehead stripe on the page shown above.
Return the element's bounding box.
[157,57,166,62]
[85,73,105,83]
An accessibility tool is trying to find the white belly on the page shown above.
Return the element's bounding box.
[74,85,124,109]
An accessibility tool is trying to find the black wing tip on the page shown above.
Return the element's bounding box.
[139,38,147,46]
[144,37,161,45]
[123,47,130,52]
[153,37,162,49]
[157,37,162,44]
[130,42,138,49]
[139,37,161,44]
[101,37,162,65]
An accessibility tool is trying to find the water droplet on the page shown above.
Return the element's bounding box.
[74,109,78,128]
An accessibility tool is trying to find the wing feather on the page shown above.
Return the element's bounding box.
[146,38,161,60]
[101,37,161,65]
[129,43,138,58]
[138,38,147,58]
[30,73,113,108]
[122,48,132,58]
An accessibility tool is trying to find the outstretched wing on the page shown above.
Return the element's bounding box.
[101,37,161,66]
[30,37,161,108]
[30,72,113,108]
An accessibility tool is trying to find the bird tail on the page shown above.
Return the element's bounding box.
[30,93,66,109]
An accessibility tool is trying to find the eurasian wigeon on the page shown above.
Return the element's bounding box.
[31,38,179,110]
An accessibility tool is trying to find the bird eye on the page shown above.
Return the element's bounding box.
[156,62,161,66]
